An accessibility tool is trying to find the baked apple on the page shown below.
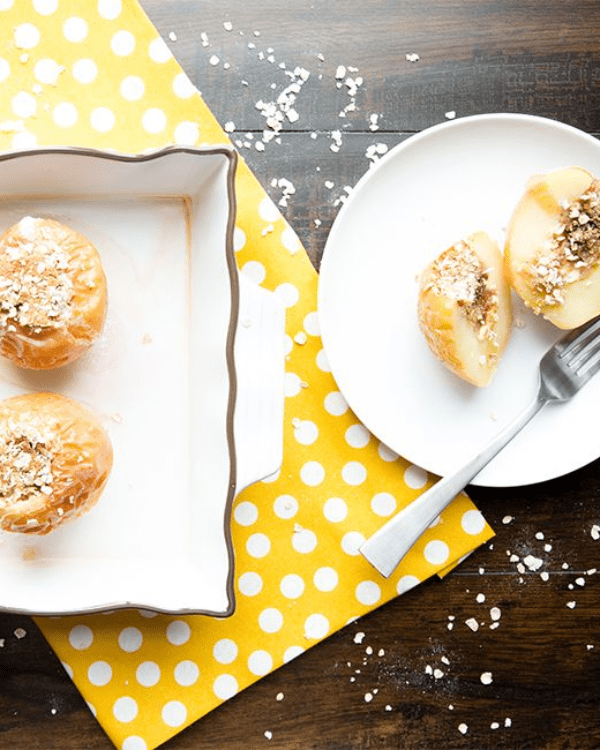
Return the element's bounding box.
[505,166,600,329]
[418,231,512,387]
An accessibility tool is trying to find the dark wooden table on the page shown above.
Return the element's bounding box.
[2,1,600,748]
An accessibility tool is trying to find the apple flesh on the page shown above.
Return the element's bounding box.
[417,231,512,387]
[505,166,600,329]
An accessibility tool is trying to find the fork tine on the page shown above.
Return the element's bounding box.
[569,339,600,372]
[557,314,600,360]
[575,345,600,381]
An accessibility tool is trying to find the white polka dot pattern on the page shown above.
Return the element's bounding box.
[165,621,190,646]
[161,700,187,727]
[213,638,238,665]
[122,738,147,750]
[13,5,493,750]
[113,696,138,723]
[111,29,135,56]
[136,662,160,687]
[69,625,93,650]
[461,509,486,535]
[88,661,112,686]
[118,628,143,653]
[98,0,122,21]
[304,613,330,640]
[63,17,88,43]
[314,567,338,591]
[174,660,199,687]
[248,650,273,675]
[213,674,238,701]
[33,0,58,15]
[72,58,97,84]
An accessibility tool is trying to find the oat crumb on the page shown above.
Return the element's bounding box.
[524,554,543,571]
[458,723,468,735]
[480,671,493,685]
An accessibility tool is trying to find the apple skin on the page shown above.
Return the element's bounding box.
[418,231,512,387]
[505,166,600,329]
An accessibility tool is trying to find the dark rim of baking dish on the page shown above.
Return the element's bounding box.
[0,144,240,619]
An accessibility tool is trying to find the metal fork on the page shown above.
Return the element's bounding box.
[360,314,600,578]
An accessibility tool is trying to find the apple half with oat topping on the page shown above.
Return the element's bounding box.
[417,231,512,387]
[505,166,600,329]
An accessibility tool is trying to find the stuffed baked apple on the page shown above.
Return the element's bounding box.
[418,231,512,387]
[505,166,600,329]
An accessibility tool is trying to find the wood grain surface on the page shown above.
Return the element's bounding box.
[1,1,600,748]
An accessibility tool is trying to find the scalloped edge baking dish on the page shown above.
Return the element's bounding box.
[0,145,285,617]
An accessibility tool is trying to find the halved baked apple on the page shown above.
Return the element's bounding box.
[505,166,600,329]
[418,231,512,387]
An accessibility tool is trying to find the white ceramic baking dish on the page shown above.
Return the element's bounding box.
[0,145,285,616]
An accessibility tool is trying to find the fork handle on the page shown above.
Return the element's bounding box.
[359,392,546,578]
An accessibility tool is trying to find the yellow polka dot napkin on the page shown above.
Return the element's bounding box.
[0,1,493,748]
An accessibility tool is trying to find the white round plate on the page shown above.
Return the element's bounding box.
[318,113,600,487]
